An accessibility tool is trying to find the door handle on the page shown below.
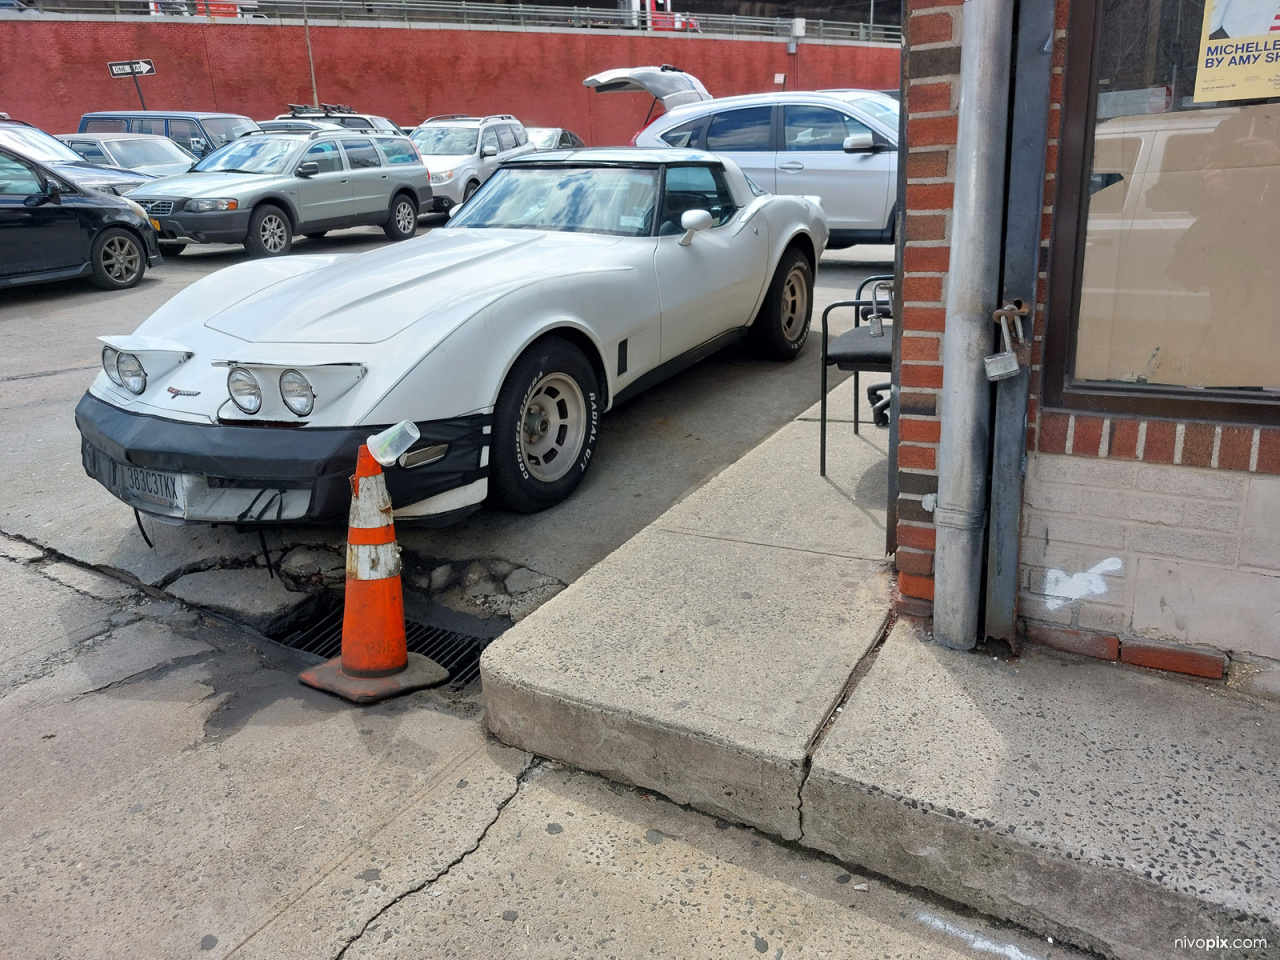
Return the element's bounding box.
[778,161,804,172]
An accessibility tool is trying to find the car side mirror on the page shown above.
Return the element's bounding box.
[24,179,61,207]
[481,144,498,158]
[678,208,713,246]
[296,161,320,178]
[843,132,876,153]
[190,138,207,155]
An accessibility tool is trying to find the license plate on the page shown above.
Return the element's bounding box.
[123,465,184,513]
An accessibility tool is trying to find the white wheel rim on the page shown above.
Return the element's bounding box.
[395,200,416,233]
[519,373,587,483]
[260,214,287,253]
[780,265,809,343]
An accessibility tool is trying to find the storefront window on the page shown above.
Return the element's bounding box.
[1062,0,1280,409]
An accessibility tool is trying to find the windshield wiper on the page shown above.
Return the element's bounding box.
[204,167,260,174]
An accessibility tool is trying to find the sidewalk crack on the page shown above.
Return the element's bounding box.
[331,754,542,960]
[795,611,895,841]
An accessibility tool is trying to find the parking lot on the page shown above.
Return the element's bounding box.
[1,217,893,629]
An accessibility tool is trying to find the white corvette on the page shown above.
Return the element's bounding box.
[76,148,829,525]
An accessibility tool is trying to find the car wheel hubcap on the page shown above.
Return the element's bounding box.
[260,215,287,252]
[102,236,141,282]
[780,265,809,343]
[519,373,586,483]
[395,202,415,233]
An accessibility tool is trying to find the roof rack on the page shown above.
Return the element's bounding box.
[481,114,517,123]
[287,102,359,117]
[424,113,473,123]
[319,103,357,114]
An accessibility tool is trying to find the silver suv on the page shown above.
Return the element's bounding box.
[409,114,535,211]
[128,131,432,257]
[618,79,899,249]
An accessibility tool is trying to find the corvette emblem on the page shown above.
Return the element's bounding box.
[167,387,201,398]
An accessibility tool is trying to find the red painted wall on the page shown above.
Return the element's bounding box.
[0,20,899,144]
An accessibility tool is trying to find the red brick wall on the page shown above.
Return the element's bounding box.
[0,19,899,143]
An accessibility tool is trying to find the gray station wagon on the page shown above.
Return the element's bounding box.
[127,131,433,257]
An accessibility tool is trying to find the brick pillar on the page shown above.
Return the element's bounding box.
[894,0,962,615]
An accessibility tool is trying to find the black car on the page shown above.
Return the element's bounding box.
[0,147,163,291]
[0,119,152,195]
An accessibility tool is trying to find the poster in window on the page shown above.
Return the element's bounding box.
[1194,0,1280,101]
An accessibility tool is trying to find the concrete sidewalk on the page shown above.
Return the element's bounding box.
[481,376,1280,960]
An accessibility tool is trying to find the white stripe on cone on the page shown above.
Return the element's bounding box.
[349,472,394,529]
[346,468,400,581]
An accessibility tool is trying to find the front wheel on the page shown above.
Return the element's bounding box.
[745,249,813,360]
[487,338,600,513]
[89,228,146,290]
[462,180,480,202]
[383,194,418,241]
[244,204,293,257]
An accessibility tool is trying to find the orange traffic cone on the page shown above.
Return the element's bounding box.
[300,439,448,703]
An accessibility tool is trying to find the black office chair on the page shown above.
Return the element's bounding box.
[820,275,894,476]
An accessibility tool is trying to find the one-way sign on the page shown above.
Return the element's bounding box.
[108,59,156,78]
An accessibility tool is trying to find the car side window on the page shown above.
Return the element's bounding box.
[131,118,165,135]
[784,106,871,151]
[303,140,344,173]
[659,118,706,149]
[340,138,382,169]
[495,125,517,151]
[704,107,773,152]
[0,153,43,196]
[67,141,111,164]
[84,118,128,133]
[168,118,200,150]
[513,125,529,146]
[659,164,737,235]
[378,139,420,165]
[481,127,499,154]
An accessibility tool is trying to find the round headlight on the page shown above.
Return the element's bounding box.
[279,369,315,417]
[227,367,262,414]
[116,353,146,395]
[102,346,123,386]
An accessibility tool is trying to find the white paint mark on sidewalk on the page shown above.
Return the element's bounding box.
[916,911,1045,960]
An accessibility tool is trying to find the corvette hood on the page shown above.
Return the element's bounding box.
[204,229,628,345]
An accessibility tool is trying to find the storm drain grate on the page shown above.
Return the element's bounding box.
[277,607,492,689]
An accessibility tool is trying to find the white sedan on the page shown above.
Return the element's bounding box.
[75,148,829,525]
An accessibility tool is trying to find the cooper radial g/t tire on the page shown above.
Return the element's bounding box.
[746,248,813,360]
[244,203,293,257]
[488,337,601,513]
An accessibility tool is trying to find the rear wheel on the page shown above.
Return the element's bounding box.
[89,228,146,290]
[157,241,186,258]
[488,338,600,513]
[745,248,812,360]
[244,204,292,257]
[383,193,418,241]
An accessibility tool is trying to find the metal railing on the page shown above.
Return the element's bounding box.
[12,0,903,44]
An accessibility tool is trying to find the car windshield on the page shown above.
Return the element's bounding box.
[201,117,260,147]
[528,128,558,150]
[110,138,194,167]
[449,166,659,237]
[412,126,478,155]
[842,93,899,127]
[0,125,85,164]
[193,137,296,174]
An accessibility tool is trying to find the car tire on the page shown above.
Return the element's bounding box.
[488,337,601,514]
[244,204,293,257]
[157,242,186,258]
[746,247,813,360]
[463,180,480,202]
[89,228,146,290]
[383,193,418,241]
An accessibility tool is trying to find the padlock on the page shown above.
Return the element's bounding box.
[984,314,1020,381]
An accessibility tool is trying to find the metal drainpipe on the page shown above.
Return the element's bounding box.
[931,0,1016,650]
